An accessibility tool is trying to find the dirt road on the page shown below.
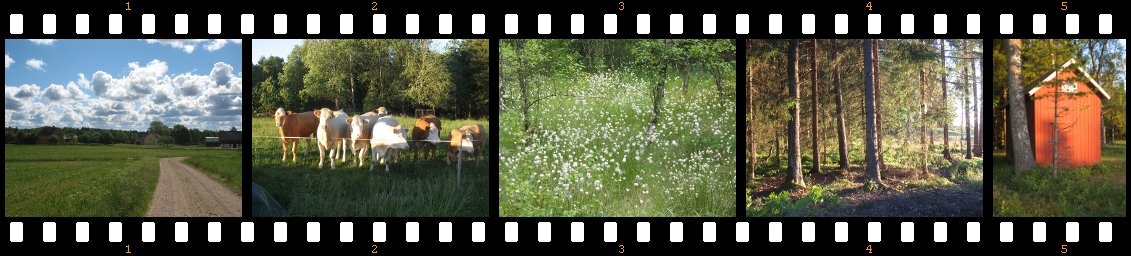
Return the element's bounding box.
[146,157,242,217]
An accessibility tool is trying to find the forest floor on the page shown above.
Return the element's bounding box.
[748,156,983,217]
[992,141,1126,217]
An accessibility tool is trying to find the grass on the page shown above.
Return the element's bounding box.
[5,144,241,217]
[747,185,841,217]
[500,71,736,217]
[250,116,490,217]
[992,141,1126,217]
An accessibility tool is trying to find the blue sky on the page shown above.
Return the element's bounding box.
[5,39,243,131]
[251,39,451,62]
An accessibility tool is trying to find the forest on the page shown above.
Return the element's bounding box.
[991,39,1126,217]
[5,121,233,146]
[251,39,489,118]
[746,39,983,217]
[499,39,736,217]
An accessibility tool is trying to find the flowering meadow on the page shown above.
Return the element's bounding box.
[500,71,736,217]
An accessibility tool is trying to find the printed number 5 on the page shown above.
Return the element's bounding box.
[1061,2,1068,10]
[618,2,624,11]
[1061,244,1067,254]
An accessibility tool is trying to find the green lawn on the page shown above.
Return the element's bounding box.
[499,71,736,217]
[5,144,242,217]
[250,116,490,217]
[993,141,1127,217]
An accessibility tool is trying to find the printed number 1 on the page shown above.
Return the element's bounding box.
[1061,244,1067,254]
[866,1,872,11]
[866,244,873,253]
[126,2,131,10]
[618,2,624,11]
[126,244,132,254]
[1061,2,1068,10]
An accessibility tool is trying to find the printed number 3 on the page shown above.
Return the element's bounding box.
[619,244,625,253]
[618,2,624,11]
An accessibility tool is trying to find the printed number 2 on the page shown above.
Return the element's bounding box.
[371,2,378,11]
[618,244,625,253]
[866,244,873,253]
[1061,244,1068,254]
[1061,2,1068,10]
[618,2,624,11]
[866,2,872,11]
[371,244,379,254]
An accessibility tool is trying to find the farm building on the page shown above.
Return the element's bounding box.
[220,131,242,148]
[205,137,220,147]
[143,133,162,145]
[1023,58,1110,167]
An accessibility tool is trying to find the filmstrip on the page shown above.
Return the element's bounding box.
[4,1,1127,254]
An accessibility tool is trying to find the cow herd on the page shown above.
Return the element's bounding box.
[272,107,485,171]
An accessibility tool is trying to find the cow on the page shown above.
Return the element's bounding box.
[314,108,349,169]
[369,115,409,172]
[412,114,442,160]
[274,108,318,163]
[375,107,389,117]
[447,124,485,166]
[346,112,381,167]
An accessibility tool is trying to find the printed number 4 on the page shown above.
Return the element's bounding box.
[866,2,872,11]
[866,244,873,253]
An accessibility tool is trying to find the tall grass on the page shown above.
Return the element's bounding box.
[250,116,490,217]
[992,142,1127,217]
[500,71,736,217]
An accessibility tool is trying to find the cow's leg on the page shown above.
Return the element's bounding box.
[281,140,288,161]
[357,145,367,167]
[369,148,379,172]
[290,141,299,163]
[318,144,326,169]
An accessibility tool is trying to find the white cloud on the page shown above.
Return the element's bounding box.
[14,84,41,99]
[26,58,46,71]
[76,73,91,89]
[144,39,237,54]
[42,84,70,101]
[67,82,89,100]
[210,62,235,86]
[173,73,211,96]
[4,53,12,69]
[28,39,56,45]
[5,87,25,109]
[205,39,242,52]
[91,59,169,101]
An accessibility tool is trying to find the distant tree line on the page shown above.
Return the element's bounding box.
[252,39,490,118]
[5,121,231,146]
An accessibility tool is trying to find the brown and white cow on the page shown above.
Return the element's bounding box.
[447,124,485,166]
[346,111,381,167]
[314,108,349,169]
[274,108,318,163]
[412,114,442,160]
[369,115,409,172]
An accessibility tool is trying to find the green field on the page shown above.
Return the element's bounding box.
[993,141,1127,217]
[4,144,243,217]
[499,72,737,217]
[251,116,490,217]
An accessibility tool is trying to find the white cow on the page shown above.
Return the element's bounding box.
[314,108,349,169]
[347,112,382,167]
[369,116,409,172]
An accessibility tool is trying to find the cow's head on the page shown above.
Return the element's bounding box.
[273,108,287,127]
[376,107,388,117]
[426,122,441,144]
[347,116,368,141]
[458,129,475,153]
[314,108,334,130]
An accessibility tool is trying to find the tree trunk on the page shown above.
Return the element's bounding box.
[649,40,671,135]
[940,39,951,160]
[873,39,886,168]
[811,39,821,174]
[747,39,757,177]
[919,47,928,175]
[965,63,972,159]
[833,41,849,169]
[1007,39,1037,173]
[864,39,885,187]
[786,39,806,189]
[681,64,690,94]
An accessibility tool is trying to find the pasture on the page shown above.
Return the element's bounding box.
[499,71,737,217]
[250,116,490,217]
[4,144,242,217]
[993,141,1127,217]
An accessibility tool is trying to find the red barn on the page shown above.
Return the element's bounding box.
[1025,58,1110,167]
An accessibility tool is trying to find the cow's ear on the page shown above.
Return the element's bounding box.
[287,111,293,115]
[313,111,321,118]
[345,118,353,125]
[363,119,370,124]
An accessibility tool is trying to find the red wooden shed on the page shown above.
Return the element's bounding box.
[1025,58,1111,167]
